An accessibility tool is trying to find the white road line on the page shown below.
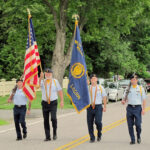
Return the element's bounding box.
[58,112,77,119]
[0,111,76,134]
[0,128,15,134]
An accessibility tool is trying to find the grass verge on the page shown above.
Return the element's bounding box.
[0,89,73,109]
[0,119,9,126]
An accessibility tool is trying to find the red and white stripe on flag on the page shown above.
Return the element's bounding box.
[23,42,40,101]
[34,42,41,65]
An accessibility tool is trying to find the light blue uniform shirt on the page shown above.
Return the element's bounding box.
[123,85,146,105]
[13,89,28,105]
[40,79,62,102]
[89,85,107,105]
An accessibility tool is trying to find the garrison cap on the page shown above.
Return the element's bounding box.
[16,79,23,83]
[130,73,138,80]
[44,68,53,73]
[90,74,97,79]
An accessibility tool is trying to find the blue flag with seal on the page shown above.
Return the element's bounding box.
[67,20,90,113]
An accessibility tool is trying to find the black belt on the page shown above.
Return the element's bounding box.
[42,100,57,103]
[128,104,141,107]
[15,105,26,107]
[90,104,102,107]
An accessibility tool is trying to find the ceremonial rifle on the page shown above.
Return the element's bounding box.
[9,75,24,100]
[124,82,131,101]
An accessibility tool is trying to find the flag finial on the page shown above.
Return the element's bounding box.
[27,8,30,14]
[27,8,31,18]
[72,14,79,24]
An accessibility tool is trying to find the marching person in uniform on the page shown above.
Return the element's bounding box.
[39,68,64,141]
[87,74,107,143]
[122,74,146,144]
[7,79,31,141]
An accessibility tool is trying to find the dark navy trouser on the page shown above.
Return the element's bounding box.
[126,105,142,142]
[42,100,57,139]
[87,104,103,141]
[13,105,27,139]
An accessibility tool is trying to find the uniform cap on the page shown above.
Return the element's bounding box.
[44,68,53,73]
[130,74,138,80]
[16,79,23,83]
[90,74,97,79]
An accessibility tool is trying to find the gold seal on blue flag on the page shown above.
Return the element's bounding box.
[71,63,85,78]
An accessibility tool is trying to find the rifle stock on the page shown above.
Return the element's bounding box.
[124,82,131,101]
[9,75,24,100]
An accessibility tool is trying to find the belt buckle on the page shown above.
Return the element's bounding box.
[18,105,21,107]
[132,105,135,107]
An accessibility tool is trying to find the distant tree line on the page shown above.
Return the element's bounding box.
[0,0,150,83]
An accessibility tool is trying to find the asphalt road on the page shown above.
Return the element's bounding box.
[0,95,150,150]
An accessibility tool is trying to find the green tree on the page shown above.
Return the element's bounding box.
[1,0,150,81]
[0,0,55,80]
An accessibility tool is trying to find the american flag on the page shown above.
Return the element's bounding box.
[23,15,41,101]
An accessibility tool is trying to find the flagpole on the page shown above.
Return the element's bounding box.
[27,8,31,47]
[39,63,43,73]
[27,8,34,72]
[27,8,43,73]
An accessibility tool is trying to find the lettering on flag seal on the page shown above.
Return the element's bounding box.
[71,63,85,78]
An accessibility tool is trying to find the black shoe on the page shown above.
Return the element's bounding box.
[23,133,27,139]
[89,139,95,143]
[97,136,101,142]
[16,138,22,141]
[44,138,51,141]
[130,141,135,145]
[53,135,57,140]
[137,138,141,144]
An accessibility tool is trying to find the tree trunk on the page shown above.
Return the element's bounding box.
[51,29,68,86]
[52,62,67,87]
[42,0,86,86]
